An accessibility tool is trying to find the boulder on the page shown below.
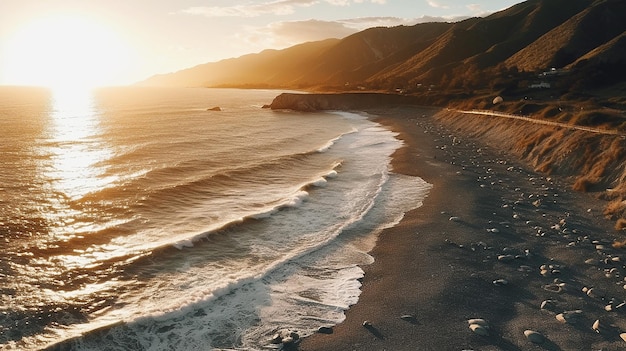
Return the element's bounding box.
[524,330,545,344]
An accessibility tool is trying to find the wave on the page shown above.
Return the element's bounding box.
[317,128,357,153]
[34,158,345,276]
[39,172,433,351]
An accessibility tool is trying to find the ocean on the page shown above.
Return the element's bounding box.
[0,87,431,350]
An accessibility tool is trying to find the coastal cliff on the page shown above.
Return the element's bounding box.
[268,93,423,112]
[270,92,626,229]
[435,109,626,229]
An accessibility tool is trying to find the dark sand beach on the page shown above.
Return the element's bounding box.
[299,106,626,351]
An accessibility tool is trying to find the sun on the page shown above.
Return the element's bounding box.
[3,14,131,90]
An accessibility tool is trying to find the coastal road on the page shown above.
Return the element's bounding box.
[454,109,626,137]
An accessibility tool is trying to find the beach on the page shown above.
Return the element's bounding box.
[298,106,626,351]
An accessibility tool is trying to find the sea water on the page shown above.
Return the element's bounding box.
[0,87,431,350]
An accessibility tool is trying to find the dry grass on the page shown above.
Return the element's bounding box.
[573,177,597,192]
[604,199,626,220]
[613,237,626,248]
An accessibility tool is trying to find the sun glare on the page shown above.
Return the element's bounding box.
[3,14,131,90]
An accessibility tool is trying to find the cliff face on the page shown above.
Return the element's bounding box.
[268,93,423,111]
[434,109,626,227]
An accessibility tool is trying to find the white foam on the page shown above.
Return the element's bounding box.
[311,177,328,187]
[316,128,358,153]
[32,109,432,351]
[173,239,194,250]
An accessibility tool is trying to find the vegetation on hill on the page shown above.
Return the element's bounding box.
[140,0,625,126]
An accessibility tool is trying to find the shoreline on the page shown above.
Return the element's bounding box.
[298,106,626,350]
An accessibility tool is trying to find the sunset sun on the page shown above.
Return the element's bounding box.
[3,14,131,90]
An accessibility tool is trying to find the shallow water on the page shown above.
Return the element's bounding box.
[0,87,430,350]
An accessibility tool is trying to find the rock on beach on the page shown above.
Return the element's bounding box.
[524,330,545,344]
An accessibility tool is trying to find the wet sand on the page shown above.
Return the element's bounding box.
[298,106,626,350]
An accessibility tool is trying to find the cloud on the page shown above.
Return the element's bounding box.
[240,19,358,49]
[239,13,468,51]
[326,0,387,4]
[342,14,468,29]
[273,19,357,41]
[466,4,482,12]
[178,0,387,18]
[426,0,449,9]
[179,0,317,17]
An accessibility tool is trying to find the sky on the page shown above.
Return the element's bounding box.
[0,0,522,87]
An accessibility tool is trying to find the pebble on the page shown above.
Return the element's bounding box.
[592,319,603,333]
[583,287,605,299]
[467,318,488,326]
[524,330,545,344]
[543,282,565,293]
[270,329,300,345]
[540,299,556,310]
[449,216,461,222]
[469,323,489,336]
[555,310,583,324]
[497,254,514,262]
[493,279,508,286]
[400,314,417,323]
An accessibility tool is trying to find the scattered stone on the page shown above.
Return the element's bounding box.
[541,299,556,310]
[449,216,461,222]
[469,323,489,336]
[493,279,508,286]
[592,319,603,333]
[584,287,605,299]
[524,330,545,344]
[543,283,565,293]
[362,320,373,328]
[467,318,488,327]
[270,329,300,345]
[556,310,583,324]
[497,254,515,262]
[400,314,417,323]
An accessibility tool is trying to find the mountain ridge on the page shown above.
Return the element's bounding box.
[138,0,626,94]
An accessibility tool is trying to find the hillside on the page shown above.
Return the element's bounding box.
[139,0,626,94]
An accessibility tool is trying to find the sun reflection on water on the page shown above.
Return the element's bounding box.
[46,88,115,201]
